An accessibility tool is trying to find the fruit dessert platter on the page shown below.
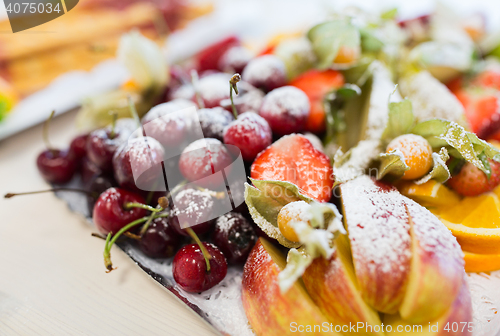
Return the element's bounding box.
[7,4,500,336]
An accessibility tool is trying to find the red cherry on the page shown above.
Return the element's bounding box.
[168,188,216,236]
[223,112,272,162]
[259,86,310,136]
[92,187,147,234]
[212,212,257,264]
[81,157,103,184]
[220,88,264,115]
[86,118,137,172]
[112,136,165,192]
[36,149,77,184]
[198,107,234,141]
[178,138,233,190]
[139,217,182,258]
[69,134,88,164]
[196,35,240,72]
[141,99,196,149]
[218,46,252,74]
[173,242,228,292]
[242,55,287,92]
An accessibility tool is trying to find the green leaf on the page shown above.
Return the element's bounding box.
[478,152,492,179]
[278,248,313,293]
[244,179,314,248]
[307,19,360,70]
[377,149,409,180]
[274,37,317,80]
[411,118,500,174]
[381,98,415,143]
[415,147,451,184]
[324,84,361,146]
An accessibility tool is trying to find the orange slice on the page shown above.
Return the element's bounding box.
[437,192,500,255]
[464,251,500,273]
[397,180,461,208]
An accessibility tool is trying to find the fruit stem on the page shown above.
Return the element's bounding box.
[139,197,168,235]
[124,202,161,213]
[185,227,212,272]
[109,112,118,139]
[229,73,241,119]
[43,110,56,151]
[4,188,95,199]
[190,69,205,109]
[123,232,141,240]
[127,95,142,129]
[103,212,169,272]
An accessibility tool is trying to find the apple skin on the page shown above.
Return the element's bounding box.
[399,200,465,324]
[303,235,384,336]
[385,280,472,336]
[339,176,412,314]
[242,238,340,336]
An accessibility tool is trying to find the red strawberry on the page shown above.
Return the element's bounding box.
[473,70,500,91]
[196,36,240,72]
[453,86,500,140]
[250,134,334,202]
[290,69,345,133]
[447,159,500,197]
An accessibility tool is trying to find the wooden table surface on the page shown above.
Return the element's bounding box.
[0,110,220,336]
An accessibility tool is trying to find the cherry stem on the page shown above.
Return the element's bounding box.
[124,202,161,213]
[190,69,205,109]
[5,188,96,199]
[185,227,211,272]
[139,197,168,235]
[127,95,142,129]
[103,212,169,272]
[109,112,118,139]
[123,232,141,240]
[91,233,106,240]
[43,110,55,151]
[229,73,241,119]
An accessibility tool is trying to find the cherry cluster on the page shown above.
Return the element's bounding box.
[24,35,316,293]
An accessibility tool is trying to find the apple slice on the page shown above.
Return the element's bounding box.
[339,175,412,314]
[242,238,339,336]
[303,234,384,336]
[399,200,465,323]
[385,280,473,336]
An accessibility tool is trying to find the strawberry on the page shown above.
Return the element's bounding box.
[290,69,344,133]
[473,70,500,91]
[447,159,500,197]
[250,134,334,202]
[196,36,240,72]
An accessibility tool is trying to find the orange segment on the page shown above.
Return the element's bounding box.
[462,194,500,229]
[464,251,500,273]
[397,180,461,208]
[436,193,490,224]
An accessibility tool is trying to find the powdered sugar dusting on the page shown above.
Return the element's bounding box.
[242,55,285,84]
[279,201,312,223]
[398,70,465,123]
[260,86,310,117]
[340,175,411,311]
[404,198,464,263]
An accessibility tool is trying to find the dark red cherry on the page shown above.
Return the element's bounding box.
[197,107,234,141]
[223,112,272,161]
[141,99,196,149]
[220,88,264,115]
[178,138,233,190]
[86,175,116,215]
[259,86,310,135]
[218,46,252,74]
[242,55,287,92]
[69,134,88,165]
[86,118,137,172]
[92,187,147,234]
[196,35,240,72]
[196,73,232,108]
[112,136,165,192]
[173,242,228,292]
[168,188,215,236]
[139,216,181,258]
[36,149,77,184]
[212,212,257,264]
[81,157,103,184]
